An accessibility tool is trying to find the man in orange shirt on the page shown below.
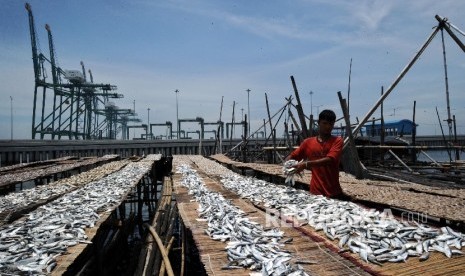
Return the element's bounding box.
[286,109,344,198]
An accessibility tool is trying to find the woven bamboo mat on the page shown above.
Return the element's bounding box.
[209,154,465,223]
[174,170,370,276]
[51,211,112,276]
[199,155,465,275]
[51,162,152,275]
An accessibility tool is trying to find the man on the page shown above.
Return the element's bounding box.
[286,109,344,198]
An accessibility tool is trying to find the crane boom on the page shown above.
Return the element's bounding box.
[25,3,41,81]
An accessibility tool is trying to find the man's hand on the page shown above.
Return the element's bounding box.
[283,159,305,186]
[292,161,307,174]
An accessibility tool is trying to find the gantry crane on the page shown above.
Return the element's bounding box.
[94,103,134,139]
[119,114,142,140]
[149,122,173,140]
[226,121,247,139]
[178,117,204,139]
[204,120,224,139]
[25,3,134,140]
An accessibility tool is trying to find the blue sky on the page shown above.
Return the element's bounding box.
[1,0,464,139]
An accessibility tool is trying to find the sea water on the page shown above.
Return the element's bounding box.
[416,149,465,163]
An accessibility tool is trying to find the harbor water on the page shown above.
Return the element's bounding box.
[416,149,465,163]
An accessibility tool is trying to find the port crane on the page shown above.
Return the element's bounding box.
[149,122,173,140]
[178,117,205,139]
[204,121,224,139]
[25,3,135,140]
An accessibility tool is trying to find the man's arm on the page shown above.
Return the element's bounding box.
[293,156,332,173]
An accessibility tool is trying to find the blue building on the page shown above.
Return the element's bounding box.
[364,119,417,137]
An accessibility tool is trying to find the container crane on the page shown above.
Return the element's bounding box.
[204,120,224,139]
[226,121,247,139]
[178,117,204,139]
[25,3,134,140]
[119,115,142,140]
[149,122,173,140]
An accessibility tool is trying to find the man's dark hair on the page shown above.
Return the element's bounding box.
[318,109,336,122]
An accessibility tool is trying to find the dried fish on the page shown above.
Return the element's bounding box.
[177,164,308,276]
[176,155,465,266]
[0,155,157,275]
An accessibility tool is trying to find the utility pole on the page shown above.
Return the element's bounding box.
[175,89,179,139]
[246,89,251,137]
[147,107,150,140]
[133,100,136,139]
[10,96,13,140]
[309,91,313,116]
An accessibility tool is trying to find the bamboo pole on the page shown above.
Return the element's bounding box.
[152,179,174,273]
[344,25,441,147]
[181,222,185,276]
[265,93,276,163]
[290,76,309,137]
[420,150,441,166]
[144,223,174,276]
[159,236,175,276]
[436,106,452,162]
[287,108,302,140]
[338,91,365,178]
[454,115,460,160]
[436,15,465,52]
[411,100,417,163]
[135,175,173,276]
[388,149,413,172]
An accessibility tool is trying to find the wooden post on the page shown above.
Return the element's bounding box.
[338,91,365,178]
[284,121,291,149]
[291,124,295,145]
[380,86,385,163]
[371,117,375,162]
[309,114,314,137]
[454,115,459,160]
[287,108,302,143]
[265,93,276,162]
[290,76,309,137]
[230,101,235,147]
[411,100,417,163]
[241,114,248,163]
[263,119,266,140]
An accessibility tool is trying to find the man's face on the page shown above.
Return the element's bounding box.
[318,119,335,136]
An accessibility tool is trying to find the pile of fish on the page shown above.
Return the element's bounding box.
[177,164,309,276]
[0,156,76,174]
[221,174,465,264]
[177,156,465,265]
[0,154,119,187]
[0,160,130,223]
[0,157,154,275]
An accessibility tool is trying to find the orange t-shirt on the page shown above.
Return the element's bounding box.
[289,136,343,197]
